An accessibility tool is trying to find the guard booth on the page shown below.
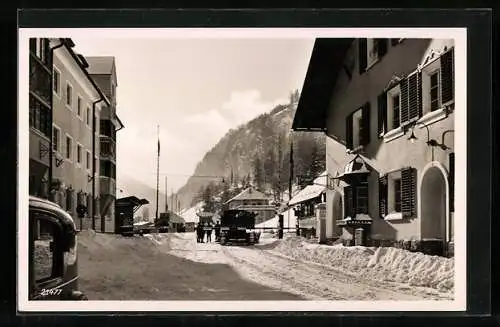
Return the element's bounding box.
[115,196,149,235]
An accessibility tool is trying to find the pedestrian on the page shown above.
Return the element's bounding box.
[196,223,204,243]
[206,222,212,243]
[214,221,221,242]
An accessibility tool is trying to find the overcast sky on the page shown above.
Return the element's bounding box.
[71,37,314,193]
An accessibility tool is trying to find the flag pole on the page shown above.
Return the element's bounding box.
[289,131,294,234]
[155,125,160,224]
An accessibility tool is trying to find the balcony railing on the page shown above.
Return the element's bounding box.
[29,54,52,105]
[99,176,116,196]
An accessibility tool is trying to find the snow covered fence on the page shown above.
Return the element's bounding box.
[272,236,454,293]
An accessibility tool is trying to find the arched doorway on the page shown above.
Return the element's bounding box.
[420,163,449,242]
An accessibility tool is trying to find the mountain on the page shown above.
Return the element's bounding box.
[170,90,326,211]
[116,174,168,219]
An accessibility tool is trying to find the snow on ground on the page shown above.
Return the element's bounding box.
[270,236,454,293]
[164,232,453,301]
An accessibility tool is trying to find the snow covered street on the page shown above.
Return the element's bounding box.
[166,232,454,301]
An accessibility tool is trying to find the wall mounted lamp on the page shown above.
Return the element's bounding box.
[408,122,453,150]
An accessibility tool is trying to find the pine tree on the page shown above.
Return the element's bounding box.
[202,184,215,213]
[252,157,263,190]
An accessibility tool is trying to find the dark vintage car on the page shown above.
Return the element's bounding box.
[219,209,261,246]
[29,196,87,300]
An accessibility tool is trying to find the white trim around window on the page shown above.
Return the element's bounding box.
[77,95,84,120]
[52,66,61,98]
[76,142,83,167]
[65,133,73,162]
[383,84,405,143]
[52,124,62,153]
[65,81,73,110]
[417,57,450,127]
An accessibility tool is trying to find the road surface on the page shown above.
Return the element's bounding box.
[77,231,451,301]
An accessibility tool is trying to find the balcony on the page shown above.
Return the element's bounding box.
[100,139,116,161]
[29,54,52,106]
[99,176,116,197]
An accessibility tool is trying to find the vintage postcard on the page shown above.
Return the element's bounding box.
[18,27,467,312]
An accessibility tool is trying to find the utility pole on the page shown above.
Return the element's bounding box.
[171,188,174,213]
[165,175,168,213]
[155,125,160,224]
[289,131,294,234]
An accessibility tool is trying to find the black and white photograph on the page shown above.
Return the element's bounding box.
[18,27,467,312]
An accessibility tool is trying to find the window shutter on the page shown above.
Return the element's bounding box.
[376,39,388,58]
[401,167,417,218]
[377,92,387,136]
[345,114,353,150]
[449,153,455,212]
[440,48,454,104]
[344,186,354,218]
[400,78,409,124]
[358,39,367,74]
[361,102,371,146]
[408,72,423,120]
[379,175,388,218]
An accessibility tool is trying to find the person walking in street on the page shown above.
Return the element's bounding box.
[214,221,221,242]
[206,222,212,243]
[196,223,203,243]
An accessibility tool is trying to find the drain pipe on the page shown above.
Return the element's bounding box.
[48,39,65,201]
[92,98,105,230]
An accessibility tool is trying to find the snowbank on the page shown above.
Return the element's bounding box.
[272,236,454,293]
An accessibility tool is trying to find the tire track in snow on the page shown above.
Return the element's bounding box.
[222,245,443,301]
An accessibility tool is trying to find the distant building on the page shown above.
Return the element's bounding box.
[288,171,327,239]
[85,56,125,233]
[225,187,276,224]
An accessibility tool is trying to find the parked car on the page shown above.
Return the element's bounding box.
[29,196,87,300]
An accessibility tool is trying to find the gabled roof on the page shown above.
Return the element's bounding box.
[225,187,269,204]
[292,38,354,131]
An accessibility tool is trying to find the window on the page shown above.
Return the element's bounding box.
[53,68,60,95]
[385,85,402,131]
[86,107,91,127]
[421,48,454,117]
[29,95,51,138]
[343,177,369,218]
[30,212,63,287]
[379,71,423,140]
[34,39,49,64]
[65,135,72,160]
[358,38,388,73]
[66,83,73,108]
[86,151,91,170]
[77,96,83,117]
[379,168,417,219]
[52,126,61,152]
[346,103,370,150]
[100,160,116,179]
[76,144,82,165]
[429,71,440,111]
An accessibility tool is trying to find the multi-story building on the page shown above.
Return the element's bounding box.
[225,187,276,224]
[50,38,110,230]
[292,38,455,256]
[85,56,124,233]
[29,38,53,199]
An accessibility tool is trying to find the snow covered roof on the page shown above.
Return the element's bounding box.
[179,201,203,223]
[225,187,269,204]
[288,171,327,206]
